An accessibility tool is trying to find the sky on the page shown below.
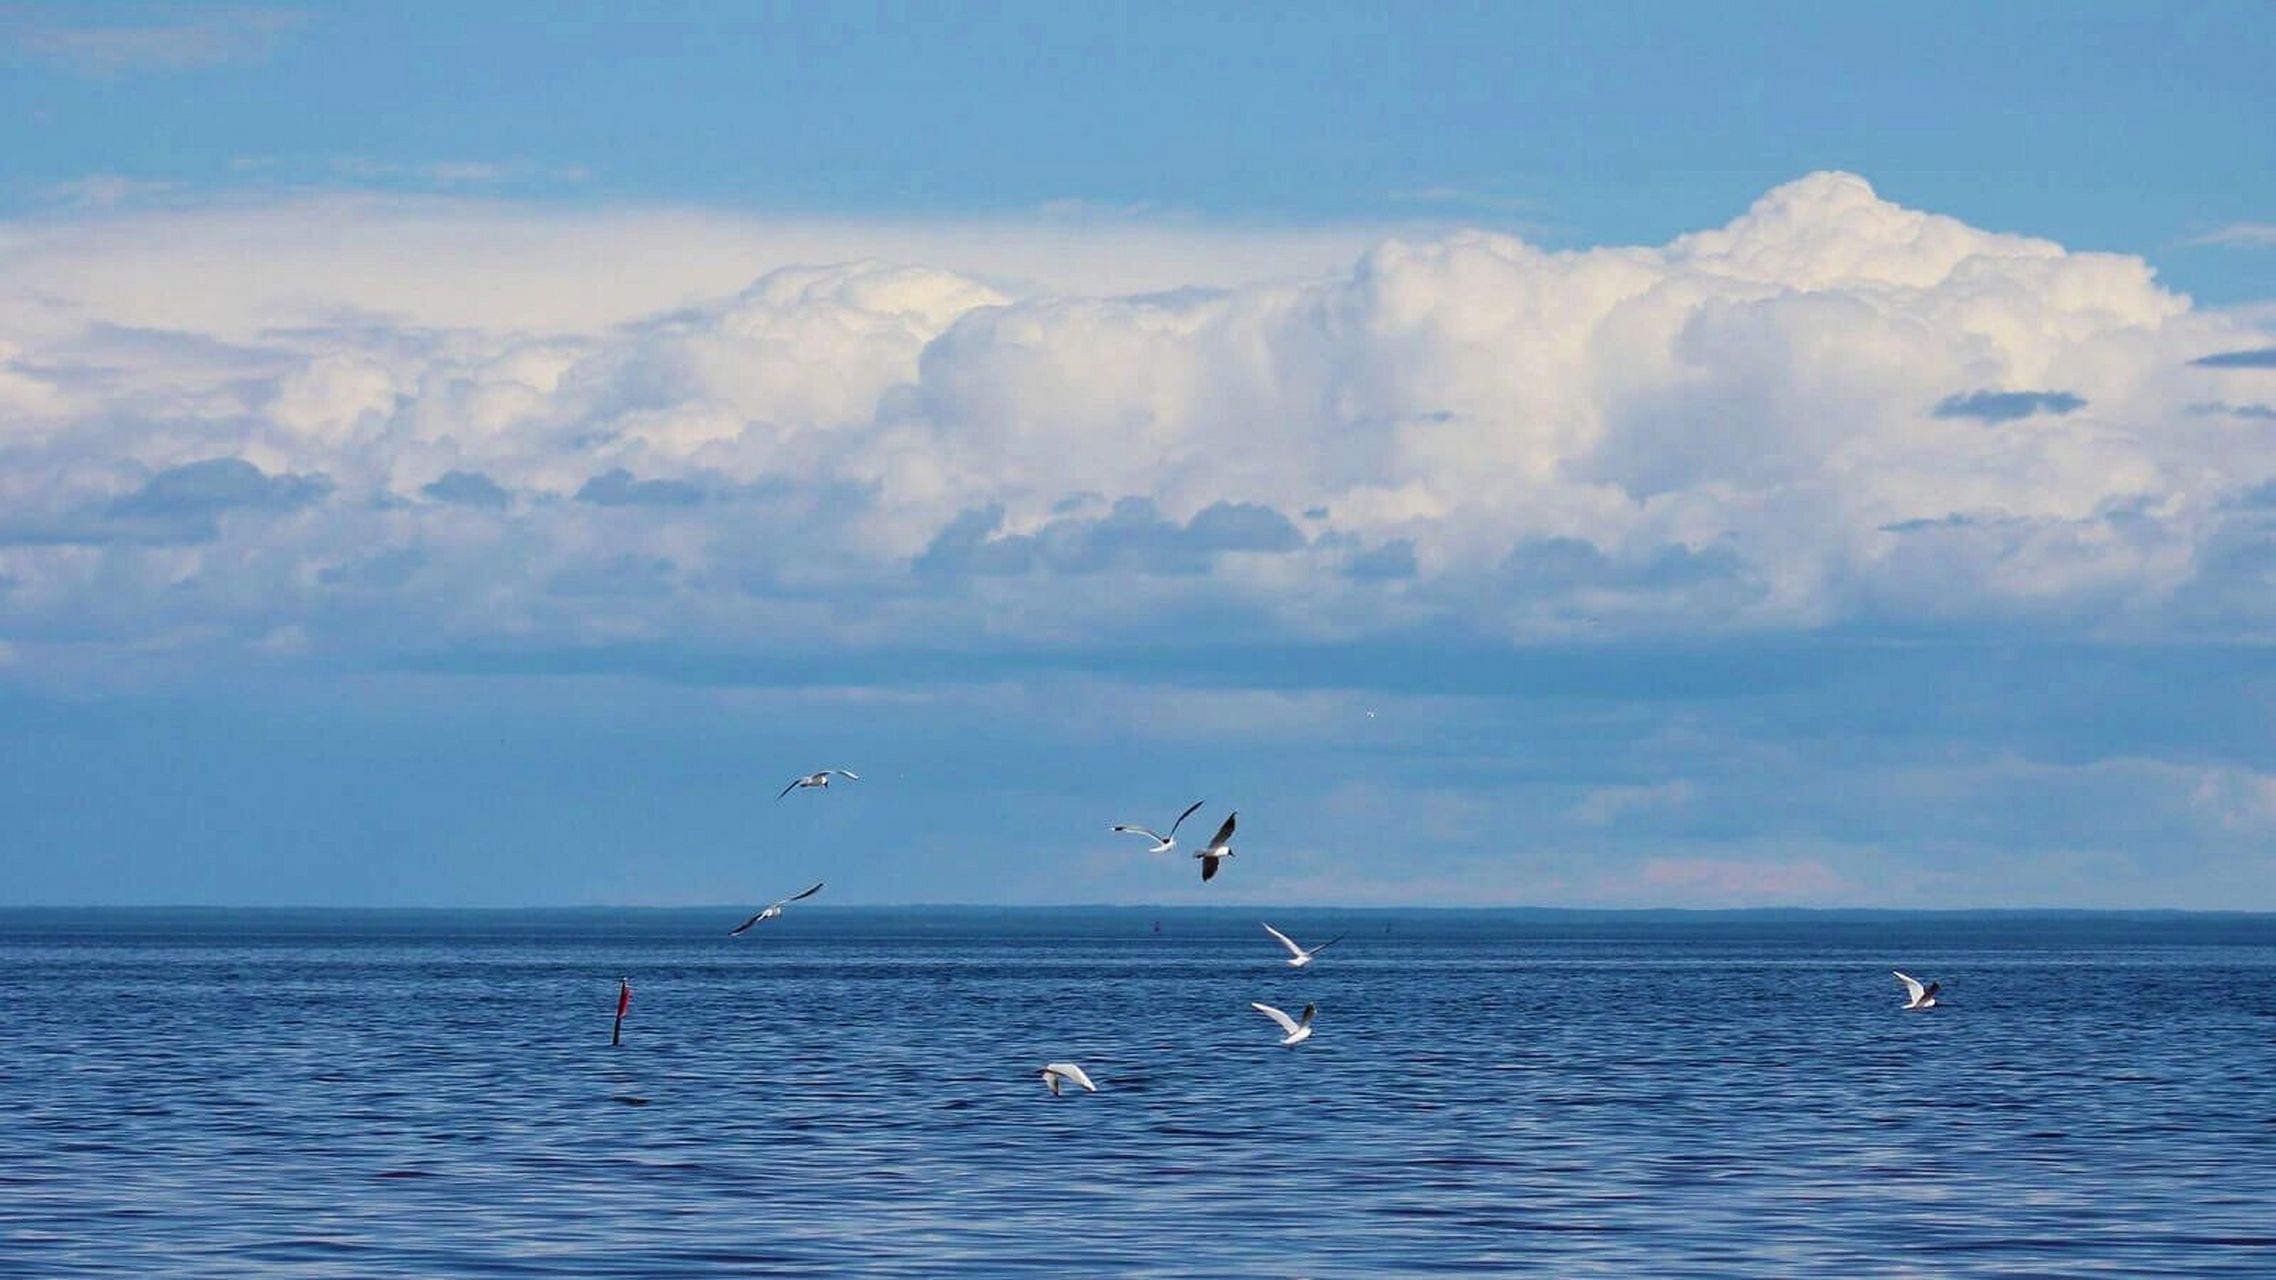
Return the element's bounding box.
[3,3,2276,909]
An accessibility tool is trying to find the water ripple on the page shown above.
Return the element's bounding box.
[1,911,2270,1276]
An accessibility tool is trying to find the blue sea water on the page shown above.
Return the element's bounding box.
[2,908,2272,1277]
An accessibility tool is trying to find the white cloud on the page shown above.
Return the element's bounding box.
[1,172,2273,682]
[0,194,1398,340]
[2188,223,2276,249]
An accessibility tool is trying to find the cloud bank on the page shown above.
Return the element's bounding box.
[2,172,2273,684]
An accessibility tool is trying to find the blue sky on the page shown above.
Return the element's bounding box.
[3,3,2275,908]
[7,3,2275,298]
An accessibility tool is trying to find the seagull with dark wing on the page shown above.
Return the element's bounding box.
[1262,922,1343,969]
[1194,811,1237,882]
[729,882,824,935]
[1894,970,1941,1010]
[1112,800,1206,854]
[777,769,859,800]
[1251,1001,1316,1046]
[1039,1062,1097,1097]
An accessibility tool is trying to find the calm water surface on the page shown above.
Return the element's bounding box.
[3,909,2272,1277]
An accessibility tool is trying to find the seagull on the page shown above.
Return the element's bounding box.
[1112,800,1206,853]
[1894,970,1941,1010]
[729,882,824,935]
[777,769,859,800]
[1262,922,1343,969]
[1251,1001,1316,1046]
[1194,812,1237,882]
[1039,1062,1097,1096]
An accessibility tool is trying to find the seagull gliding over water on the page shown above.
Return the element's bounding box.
[1251,1001,1316,1046]
[1894,970,1941,1010]
[1112,800,1206,853]
[777,769,859,800]
[1194,812,1237,882]
[1261,922,1343,968]
[729,882,824,935]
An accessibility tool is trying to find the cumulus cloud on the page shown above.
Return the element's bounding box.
[2,171,2274,680]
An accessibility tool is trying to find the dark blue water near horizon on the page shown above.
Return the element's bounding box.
[4,908,2272,1277]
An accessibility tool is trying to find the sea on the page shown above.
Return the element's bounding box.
[2,908,2272,1277]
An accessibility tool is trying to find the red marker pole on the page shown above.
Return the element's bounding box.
[612,977,632,1047]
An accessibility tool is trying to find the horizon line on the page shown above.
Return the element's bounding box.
[4,903,2272,918]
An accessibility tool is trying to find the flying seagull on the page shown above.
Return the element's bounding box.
[1194,812,1237,882]
[1251,1001,1316,1046]
[1112,800,1206,853]
[1039,1062,1097,1097]
[729,882,824,935]
[777,769,859,800]
[1262,922,1343,969]
[1893,970,1941,1010]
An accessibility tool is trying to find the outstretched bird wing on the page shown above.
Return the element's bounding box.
[1893,971,1926,1003]
[1207,812,1238,848]
[1261,922,1305,959]
[1167,799,1206,837]
[729,910,768,935]
[1112,825,1168,843]
[1044,1062,1096,1092]
[776,777,804,800]
[761,881,826,912]
[1251,1002,1301,1036]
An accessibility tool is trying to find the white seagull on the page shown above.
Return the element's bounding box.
[1112,800,1206,854]
[1251,1001,1316,1046]
[729,882,824,935]
[1893,970,1941,1010]
[1194,812,1237,882]
[1039,1062,1098,1096]
[777,769,859,800]
[1262,922,1343,969]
